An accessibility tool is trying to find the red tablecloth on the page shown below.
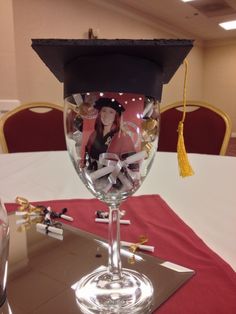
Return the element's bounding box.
[6,195,236,313]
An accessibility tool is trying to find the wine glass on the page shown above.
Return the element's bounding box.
[64,91,160,313]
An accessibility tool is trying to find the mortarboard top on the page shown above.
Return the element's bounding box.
[31,39,193,100]
[94,98,125,115]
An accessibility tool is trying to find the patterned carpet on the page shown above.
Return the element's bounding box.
[226,137,236,156]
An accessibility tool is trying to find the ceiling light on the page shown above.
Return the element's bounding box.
[219,20,236,30]
[181,0,195,2]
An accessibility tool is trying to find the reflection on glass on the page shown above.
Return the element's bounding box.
[0,200,9,308]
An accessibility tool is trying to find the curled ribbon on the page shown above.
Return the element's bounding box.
[128,235,148,264]
[15,197,67,235]
[15,197,45,231]
[89,150,147,193]
[16,196,43,214]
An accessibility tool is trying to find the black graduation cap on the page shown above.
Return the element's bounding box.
[31,39,193,100]
[94,97,125,115]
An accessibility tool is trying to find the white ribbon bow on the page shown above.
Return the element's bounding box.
[89,151,147,193]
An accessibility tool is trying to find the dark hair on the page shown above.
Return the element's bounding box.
[86,109,121,155]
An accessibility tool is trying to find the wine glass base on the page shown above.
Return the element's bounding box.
[75,267,154,314]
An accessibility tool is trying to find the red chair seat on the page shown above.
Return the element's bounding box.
[0,102,66,153]
[158,101,232,155]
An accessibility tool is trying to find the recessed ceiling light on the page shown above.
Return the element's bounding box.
[219,20,236,30]
[181,0,195,2]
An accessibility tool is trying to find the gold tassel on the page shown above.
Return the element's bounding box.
[177,60,194,177]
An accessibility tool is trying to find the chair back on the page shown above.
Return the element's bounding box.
[158,101,232,155]
[0,102,66,153]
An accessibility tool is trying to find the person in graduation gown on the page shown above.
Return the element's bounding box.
[85,97,136,171]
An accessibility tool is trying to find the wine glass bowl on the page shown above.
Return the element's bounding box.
[64,92,160,313]
[65,93,159,203]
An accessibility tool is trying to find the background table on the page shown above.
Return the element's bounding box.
[0,151,235,271]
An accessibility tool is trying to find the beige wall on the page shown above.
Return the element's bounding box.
[0,0,18,98]
[10,0,203,105]
[203,41,236,133]
[0,0,235,131]
[162,45,204,105]
[12,0,169,104]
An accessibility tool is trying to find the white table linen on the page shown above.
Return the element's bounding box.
[0,151,235,271]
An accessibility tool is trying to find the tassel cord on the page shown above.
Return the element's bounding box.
[177,59,194,177]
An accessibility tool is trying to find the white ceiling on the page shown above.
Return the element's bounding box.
[103,0,236,43]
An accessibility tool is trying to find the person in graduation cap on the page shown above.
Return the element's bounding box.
[85,97,137,171]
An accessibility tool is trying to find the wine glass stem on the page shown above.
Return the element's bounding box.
[108,204,122,280]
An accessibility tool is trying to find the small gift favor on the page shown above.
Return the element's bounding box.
[15,197,74,240]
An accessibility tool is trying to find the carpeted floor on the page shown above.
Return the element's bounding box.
[226,137,236,156]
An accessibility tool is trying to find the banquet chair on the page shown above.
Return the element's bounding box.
[158,100,232,155]
[0,102,66,153]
